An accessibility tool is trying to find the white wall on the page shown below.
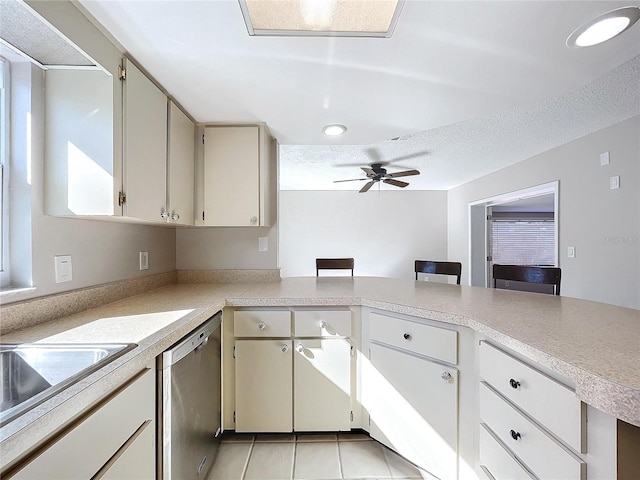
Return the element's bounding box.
[278,190,449,278]
[448,116,640,309]
[176,225,278,270]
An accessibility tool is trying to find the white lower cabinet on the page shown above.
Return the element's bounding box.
[366,342,458,480]
[479,341,588,480]
[479,424,535,480]
[293,338,351,431]
[235,339,293,432]
[232,309,353,433]
[8,368,155,479]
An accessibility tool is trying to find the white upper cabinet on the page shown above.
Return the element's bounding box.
[167,101,195,225]
[200,125,276,227]
[122,59,168,223]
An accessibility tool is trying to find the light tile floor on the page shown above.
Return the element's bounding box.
[206,432,426,480]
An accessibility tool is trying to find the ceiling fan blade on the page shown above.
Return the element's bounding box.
[359,181,376,193]
[334,178,368,183]
[361,167,376,176]
[383,178,409,188]
[386,169,420,178]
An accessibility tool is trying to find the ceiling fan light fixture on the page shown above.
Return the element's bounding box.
[566,7,640,47]
[323,124,347,136]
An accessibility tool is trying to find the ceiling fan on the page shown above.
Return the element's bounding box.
[334,163,420,193]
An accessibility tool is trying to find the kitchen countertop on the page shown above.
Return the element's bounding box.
[1,277,639,470]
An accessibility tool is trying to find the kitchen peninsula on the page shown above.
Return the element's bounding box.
[1,276,638,478]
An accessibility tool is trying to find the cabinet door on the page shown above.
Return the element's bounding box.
[365,344,458,480]
[294,339,351,431]
[123,59,167,222]
[96,421,155,480]
[235,339,292,432]
[167,101,195,225]
[203,126,259,226]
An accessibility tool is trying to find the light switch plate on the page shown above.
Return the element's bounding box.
[600,151,610,166]
[54,255,72,283]
[568,246,576,258]
[610,175,620,190]
[258,237,268,252]
[139,251,149,270]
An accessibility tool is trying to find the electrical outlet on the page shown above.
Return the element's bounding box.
[139,251,149,270]
[600,151,610,166]
[568,246,576,258]
[258,237,268,252]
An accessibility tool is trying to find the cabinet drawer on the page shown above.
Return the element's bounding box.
[479,423,535,480]
[10,368,154,480]
[369,312,457,364]
[294,310,351,337]
[234,310,291,337]
[479,382,585,480]
[479,341,585,453]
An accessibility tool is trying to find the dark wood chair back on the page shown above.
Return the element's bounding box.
[414,260,462,285]
[316,258,354,276]
[492,264,561,295]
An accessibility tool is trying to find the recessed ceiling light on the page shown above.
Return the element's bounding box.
[567,6,640,47]
[323,124,347,136]
[239,0,404,37]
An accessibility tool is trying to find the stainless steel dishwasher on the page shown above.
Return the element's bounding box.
[158,312,222,479]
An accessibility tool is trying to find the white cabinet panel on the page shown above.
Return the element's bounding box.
[479,381,585,480]
[479,341,585,453]
[235,339,292,432]
[167,101,195,225]
[366,343,458,480]
[234,310,291,337]
[123,59,167,222]
[11,369,154,479]
[369,312,457,364]
[294,310,351,337]
[294,339,351,431]
[479,423,536,480]
[203,126,259,226]
[97,421,155,480]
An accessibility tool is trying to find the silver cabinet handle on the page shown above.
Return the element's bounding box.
[160,209,170,219]
[250,216,258,225]
[319,320,328,329]
[296,344,305,353]
[258,321,266,330]
[441,371,452,382]
[171,212,180,221]
[281,344,289,353]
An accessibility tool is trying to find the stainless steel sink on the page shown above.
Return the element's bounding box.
[0,343,137,426]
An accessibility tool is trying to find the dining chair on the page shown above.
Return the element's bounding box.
[492,264,561,295]
[316,258,354,276]
[414,260,462,285]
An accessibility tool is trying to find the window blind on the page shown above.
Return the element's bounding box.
[491,220,555,266]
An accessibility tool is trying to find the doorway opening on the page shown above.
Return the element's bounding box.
[468,181,558,288]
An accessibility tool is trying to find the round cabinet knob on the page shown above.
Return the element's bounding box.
[319,321,328,329]
[171,212,180,221]
[441,371,452,382]
[403,333,412,340]
[296,344,305,353]
[250,216,258,225]
[257,321,266,330]
[160,209,170,219]
[510,429,522,441]
[281,344,289,353]
[509,378,521,389]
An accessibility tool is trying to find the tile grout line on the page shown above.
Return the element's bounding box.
[335,439,345,480]
[240,437,255,480]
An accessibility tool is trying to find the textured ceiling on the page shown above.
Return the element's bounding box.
[75,0,640,190]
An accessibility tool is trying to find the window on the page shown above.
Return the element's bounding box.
[0,58,8,283]
[491,213,556,266]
